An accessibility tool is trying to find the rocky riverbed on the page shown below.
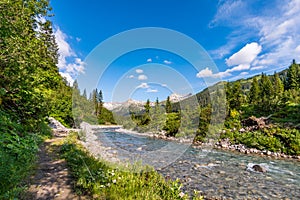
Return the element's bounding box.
[116,127,300,161]
[80,125,300,199]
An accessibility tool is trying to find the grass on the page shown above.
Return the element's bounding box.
[60,131,204,200]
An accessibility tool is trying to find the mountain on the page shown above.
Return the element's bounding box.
[169,93,192,102]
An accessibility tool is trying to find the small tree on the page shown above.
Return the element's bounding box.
[97,90,103,115]
[286,60,299,90]
[163,113,180,137]
[165,96,172,113]
[249,77,260,104]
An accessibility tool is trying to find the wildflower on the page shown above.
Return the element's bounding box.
[179,192,185,198]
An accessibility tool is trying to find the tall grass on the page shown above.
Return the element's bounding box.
[60,132,194,199]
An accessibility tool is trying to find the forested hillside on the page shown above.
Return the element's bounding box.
[119,61,300,155]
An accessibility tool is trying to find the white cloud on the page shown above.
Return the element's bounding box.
[211,0,300,72]
[225,42,262,67]
[196,67,214,78]
[296,45,300,53]
[136,69,143,74]
[239,72,249,76]
[209,0,245,28]
[55,27,75,62]
[59,72,74,86]
[196,67,231,78]
[76,37,81,42]
[138,74,148,80]
[227,64,250,73]
[136,83,149,89]
[250,66,266,71]
[54,27,85,85]
[146,88,158,93]
[163,60,172,64]
[161,84,168,87]
[128,75,135,79]
[147,58,152,62]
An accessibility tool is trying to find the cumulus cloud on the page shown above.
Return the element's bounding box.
[163,60,172,64]
[225,42,262,67]
[136,83,149,89]
[138,74,148,80]
[196,67,214,78]
[196,67,231,78]
[54,27,85,85]
[147,58,152,62]
[210,0,300,72]
[146,88,158,93]
[136,69,143,74]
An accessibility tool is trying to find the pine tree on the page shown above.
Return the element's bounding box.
[249,77,260,104]
[98,90,103,115]
[144,99,151,114]
[165,96,172,113]
[286,60,299,90]
[92,89,98,116]
[274,72,284,96]
[226,81,243,110]
[259,73,274,112]
[82,89,87,99]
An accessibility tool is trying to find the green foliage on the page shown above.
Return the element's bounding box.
[286,59,300,90]
[98,107,116,125]
[60,132,188,199]
[224,109,241,129]
[226,81,244,111]
[165,96,172,113]
[163,113,181,137]
[0,110,49,199]
[73,86,115,126]
[220,127,300,155]
[194,106,211,142]
[249,77,260,104]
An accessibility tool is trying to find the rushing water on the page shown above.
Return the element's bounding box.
[95,129,300,199]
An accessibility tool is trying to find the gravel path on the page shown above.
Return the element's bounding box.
[23,130,87,200]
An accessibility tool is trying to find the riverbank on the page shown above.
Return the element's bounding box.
[80,122,121,163]
[60,125,196,199]
[79,123,300,199]
[114,127,300,161]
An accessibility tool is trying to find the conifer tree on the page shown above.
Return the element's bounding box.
[286,59,299,90]
[249,77,260,104]
[165,96,172,113]
[274,72,284,96]
[259,73,274,112]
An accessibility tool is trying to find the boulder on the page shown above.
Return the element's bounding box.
[252,164,267,173]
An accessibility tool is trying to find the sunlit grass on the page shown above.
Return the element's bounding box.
[60,131,193,199]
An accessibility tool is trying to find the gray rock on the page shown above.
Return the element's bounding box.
[252,164,267,173]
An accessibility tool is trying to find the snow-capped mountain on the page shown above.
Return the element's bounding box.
[169,93,192,102]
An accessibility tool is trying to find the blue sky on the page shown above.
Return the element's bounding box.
[51,0,300,102]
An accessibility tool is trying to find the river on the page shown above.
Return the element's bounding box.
[94,128,300,199]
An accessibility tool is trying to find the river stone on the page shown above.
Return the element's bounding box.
[252,164,267,173]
